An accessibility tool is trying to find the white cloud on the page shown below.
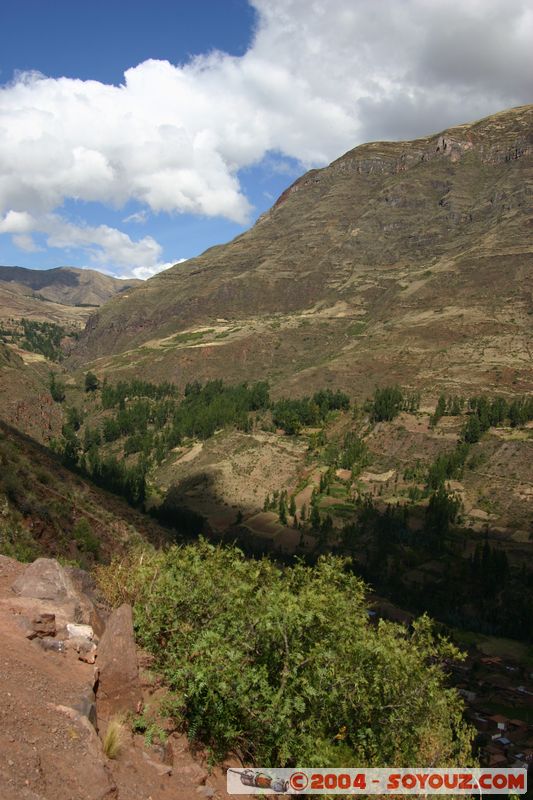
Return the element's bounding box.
[0,210,162,270]
[125,259,187,281]
[0,0,531,272]
[0,210,35,234]
[12,234,42,252]
[123,210,149,224]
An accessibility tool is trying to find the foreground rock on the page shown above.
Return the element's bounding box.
[0,556,116,800]
[0,556,234,799]
[25,612,56,640]
[12,558,73,602]
[96,603,142,720]
[9,557,103,633]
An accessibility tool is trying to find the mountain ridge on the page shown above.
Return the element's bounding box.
[0,265,141,308]
[69,104,533,395]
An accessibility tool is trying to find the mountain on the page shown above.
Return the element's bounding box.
[73,105,533,397]
[0,265,141,307]
[2,107,533,777]
[0,267,142,434]
[0,266,141,326]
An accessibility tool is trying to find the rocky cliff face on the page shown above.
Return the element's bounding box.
[73,105,533,396]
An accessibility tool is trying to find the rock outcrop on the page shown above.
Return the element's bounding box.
[12,558,74,603]
[9,557,103,634]
[95,603,142,720]
[0,555,233,799]
[0,555,117,800]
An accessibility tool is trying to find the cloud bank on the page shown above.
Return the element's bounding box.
[0,0,531,274]
[0,210,162,269]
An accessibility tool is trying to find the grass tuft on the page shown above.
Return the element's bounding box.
[103,717,124,759]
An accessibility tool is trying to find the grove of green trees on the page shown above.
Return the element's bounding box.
[272,389,350,434]
[0,318,76,361]
[55,379,353,509]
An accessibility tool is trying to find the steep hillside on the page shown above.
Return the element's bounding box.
[0,420,169,565]
[0,341,64,443]
[74,105,533,397]
[0,267,143,424]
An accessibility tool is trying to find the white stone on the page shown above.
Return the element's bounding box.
[66,623,94,640]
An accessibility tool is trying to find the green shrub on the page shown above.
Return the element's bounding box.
[97,541,473,768]
[0,518,40,562]
[49,373,66,403]
[72,517,99,557]
[84,371,99,392]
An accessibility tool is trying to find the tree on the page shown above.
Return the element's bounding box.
[85,371,99,392]
[489,397,507,427]
[310,504,321,530]
[462,414,481,444]
[49,373,65,403]
[278,492,288,525]
[83,426,101,452]
[276,408,302,436]
[426,488,460,539]
[426,443,469,489]
[61,425,80,468]
[340,431,368,473]
[371,386,404,422]
[319,513,333,544]
[449,396,464,416]
[431,394,446,427]
[66,406,83,431]
[289,495,296,517]
[509,398,528,428]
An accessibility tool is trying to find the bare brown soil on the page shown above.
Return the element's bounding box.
[0,555,245,800]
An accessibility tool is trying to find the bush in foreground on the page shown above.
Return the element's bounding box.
[96,541,473,767]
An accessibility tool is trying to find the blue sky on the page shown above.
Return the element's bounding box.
[0,0,300,274]
[0,0,531,278]
[0,1,256,85]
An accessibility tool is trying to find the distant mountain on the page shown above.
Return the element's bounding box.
[73,105,533,397]
[0,266,141,309]
[0,265,142,328]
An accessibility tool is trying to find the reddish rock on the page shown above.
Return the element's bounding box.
[11,559,72,602]
[11,559,103,632]
[26,613,56,640]
[96,604,141,719]
[64,567,107,637]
